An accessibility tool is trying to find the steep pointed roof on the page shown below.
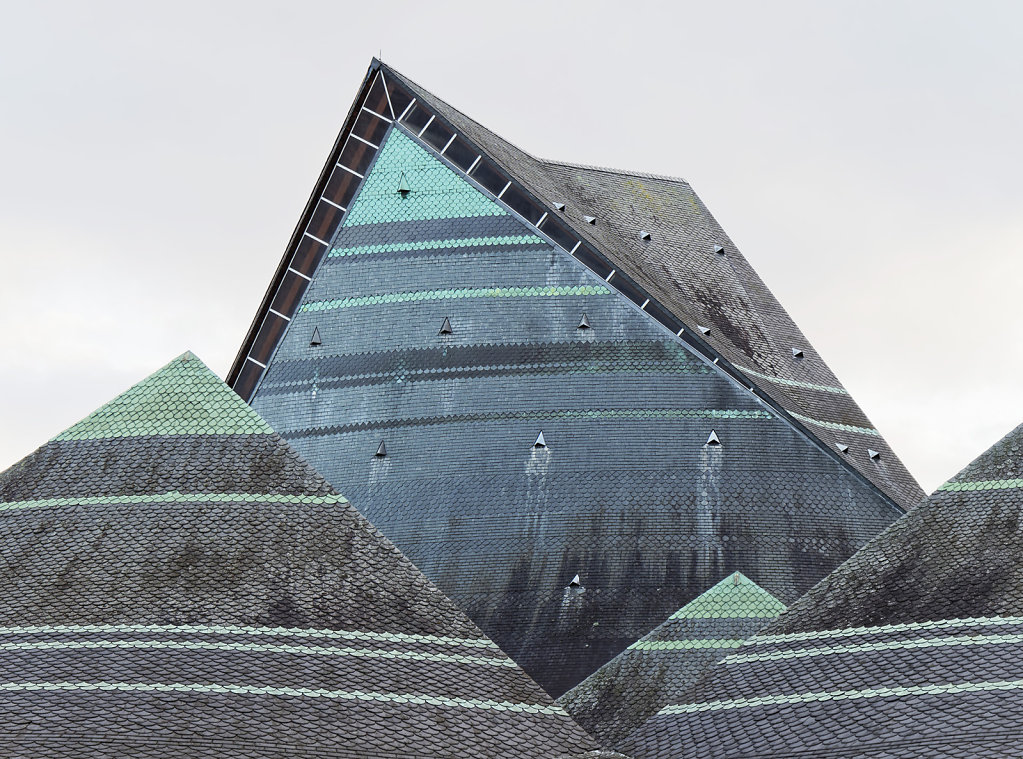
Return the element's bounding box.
[383,64,921,510]
[0,352,597,758]
[228,59,921,511]
[621,421,1023,758]
[559,573,784,748]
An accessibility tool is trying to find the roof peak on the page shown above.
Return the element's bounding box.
[53,352,274,442]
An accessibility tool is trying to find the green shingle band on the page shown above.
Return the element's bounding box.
[658,678,1023,716]
[301,285,611,313]
[939,478,1023,492]
[629,639,746,652]
[0,492,348,515]
[0,623,498,650]
[669,573,787,620]
[0,640,516,669]
[54,352,274,441]
[723,632,1023,665]
[343,129,506,227]
[735,365,849,395]
[788,410,880,436]
[0,681,565,714]
[749,616,1023,645]
[330,234,544,258]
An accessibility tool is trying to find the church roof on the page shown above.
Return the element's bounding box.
[0,352,598,758]
[559,572,784,748]
[620,421,1023,758]
[228,59,921,512]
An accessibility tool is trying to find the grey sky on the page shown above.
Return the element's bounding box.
[1,0,1020,492]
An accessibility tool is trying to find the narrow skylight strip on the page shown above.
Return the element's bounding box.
[723,632,1023,665]
[657,678,1023,716]
[329,234,544,258]
[0,623,500,650]
[734,365,849,395]
[939,478,1023,492]
[749,616,1023,646]
[788,411,880,436]
[0,681,564,714]
[0,640,517,668]
[300,285,611,313]
[0,492,347,515]
[628,639,746,652]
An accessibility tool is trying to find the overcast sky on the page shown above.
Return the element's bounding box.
[1,0,1020,493]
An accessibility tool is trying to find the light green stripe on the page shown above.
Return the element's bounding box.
[658,678,1023,716]
[0,640,514,668]
[0,681,564,714]
[749,616,1023,646]
[789,411,879,436]
[939,478,1023,492]
[735,365,848,395]
[0,491,347,515]
[301,285,610,313]
[0,624,498,651]
[724,632,1023,664]
[629,639,746,652]
[330,234,544,258]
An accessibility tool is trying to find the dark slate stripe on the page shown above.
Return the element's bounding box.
[0,435,332,502]
[335,215,531,246]
[259,340,708,394]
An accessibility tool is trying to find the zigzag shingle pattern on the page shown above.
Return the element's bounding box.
[620,421,1023,758]
[0,352,598,758]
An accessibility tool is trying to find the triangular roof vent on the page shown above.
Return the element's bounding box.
[310,327,322,346]
[439,317,452,335]
[554,202,566,212]
[569,574,582,587]
[792,347,804,359]
[640,231,652,241]
[714,245,725,255]
[396,171,410,196]
[533,431,547,449]
[706,430,721,447]
[837,443,850,454]
[698,325,711,336]
[868,449,881,460]
[578,313,591,330]
[583,215,597,225]
[375,440,387,458]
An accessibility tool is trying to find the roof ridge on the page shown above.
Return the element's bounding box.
[543,159,689,185]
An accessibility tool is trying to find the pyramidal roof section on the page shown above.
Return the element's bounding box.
[227,59,921,511]
[378,62,923,511]
[560,572,785,749]
[617,428,1023,757]
[55,351,275,440]
[0,352,598,758]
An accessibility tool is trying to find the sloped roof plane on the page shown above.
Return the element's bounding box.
[559,572,784,748]
[621,421,1023,758]
[0,352,599,758]
[228,59,922,512]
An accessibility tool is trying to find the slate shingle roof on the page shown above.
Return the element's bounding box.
[559,572,784,749]
[0,352,598,758]
[244,115,905,699]
[380,63,923,511]
[620,421,1023,758]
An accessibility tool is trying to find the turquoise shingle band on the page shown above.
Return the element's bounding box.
[330,234,544,258]
[301,285,612,313]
